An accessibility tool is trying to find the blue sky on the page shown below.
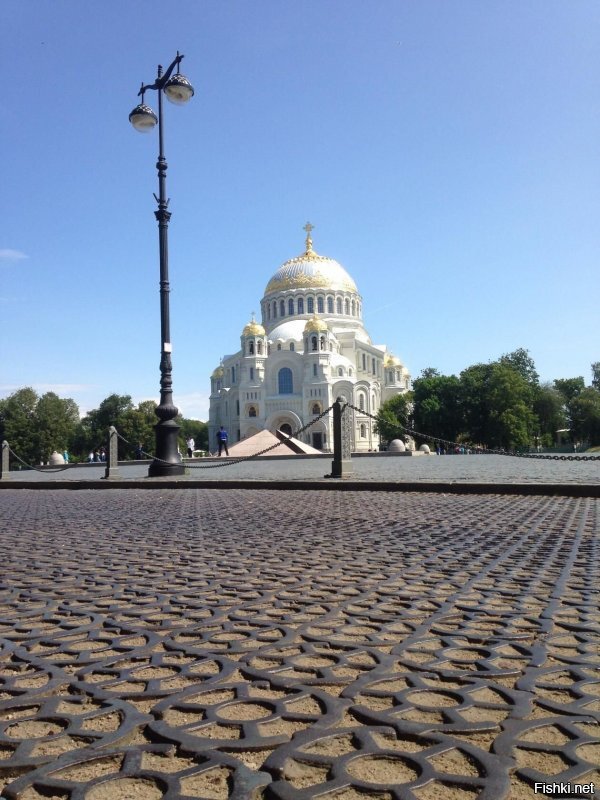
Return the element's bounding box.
[2,1,598,420]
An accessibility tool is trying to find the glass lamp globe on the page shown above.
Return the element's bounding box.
[163,73,194,105]
[129,103,158,132]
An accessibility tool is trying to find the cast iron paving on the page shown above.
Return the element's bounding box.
[0,490,598,799]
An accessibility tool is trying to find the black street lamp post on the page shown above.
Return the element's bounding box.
[129,53,194,477]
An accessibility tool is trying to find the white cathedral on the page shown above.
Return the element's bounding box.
[208,225,411,453]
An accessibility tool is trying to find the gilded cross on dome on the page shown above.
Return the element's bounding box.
[303,222,314,253]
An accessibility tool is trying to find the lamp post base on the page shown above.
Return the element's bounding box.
[147,418,185,477]
[148,460,185,477]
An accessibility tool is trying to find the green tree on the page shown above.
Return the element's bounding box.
[461,362,537,449]
[553,377,585,404]
[591,362,600,391]
[374,393,413,444]
[418,367,441,380]
[74,394,134,459]
[178,417,209,452]
[35,392,80,461]
[0,387,40,465]
[0,388,81,465]
[118,400,158,459]
[552,377,586,442]
[570,387,600,446]
[412,374,463,443]
[499,348,539,386]
[533,384,566,447]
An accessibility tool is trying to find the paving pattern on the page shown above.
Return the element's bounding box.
[7,452,600,484]
[0,489,598,799]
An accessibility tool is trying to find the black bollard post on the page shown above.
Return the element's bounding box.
[329,399,354,478]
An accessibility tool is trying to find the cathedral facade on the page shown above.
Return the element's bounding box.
[208,226,411,453]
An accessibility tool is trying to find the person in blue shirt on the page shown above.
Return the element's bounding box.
[217,426,229,456]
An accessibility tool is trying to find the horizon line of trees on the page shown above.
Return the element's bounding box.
[2,349,598,464]
[0,390,208,466]
[376,349,600,450]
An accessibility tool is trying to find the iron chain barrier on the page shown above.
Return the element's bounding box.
[114,404,335,470]
[3,441,109,474]
[345,403,600,462]
[2,399,598,477]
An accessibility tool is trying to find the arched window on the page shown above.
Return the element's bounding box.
[349,368,353,377]
[236,400,240,415]
[336,297,342,314]
[280,299,285,317]
[362,353,366,370]
[248,406,257,417]
[313,363,317,377]
[272,301,277,319]
[351,299,356,316]
[288,298,294,316]
[360,424,366,438]
[257,341,262,354]
[311,336,317,352]
[307,296,314,313]
[248,341,254,355]
[338,367,344,377]
[231,366,236,383]
[344,298,350,315]
[278,367,293,394]
[372,357,376,374]
[250,367,254,380]
[327,296,334,313]
[317,296,324,313]
[297,297,304,314]
[290,342,295,351]
[267,304,271,320]
[359,393,365,411]
[280,423,293,437]
[312,403,320,414]
[277,343,282,351]
[320,335,326,350]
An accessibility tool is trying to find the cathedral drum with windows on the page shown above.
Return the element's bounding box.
[208,225,411,452]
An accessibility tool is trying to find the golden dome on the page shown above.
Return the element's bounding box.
[384,353,402,367]
[264,224,358,295]
[242,318,266,337]
[304,315,328,333]
[211,365,224,378]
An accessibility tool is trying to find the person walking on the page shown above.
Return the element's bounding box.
[186,437,195,458]
[217,426,229,456]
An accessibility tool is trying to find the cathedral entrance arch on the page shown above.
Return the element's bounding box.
[265,410,303,439]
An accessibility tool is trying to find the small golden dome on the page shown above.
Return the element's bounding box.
[211,366,224,378]
[242,312,265,337]
[304,315,328,333]
[242,320,266,337]
[384,353,402,367]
